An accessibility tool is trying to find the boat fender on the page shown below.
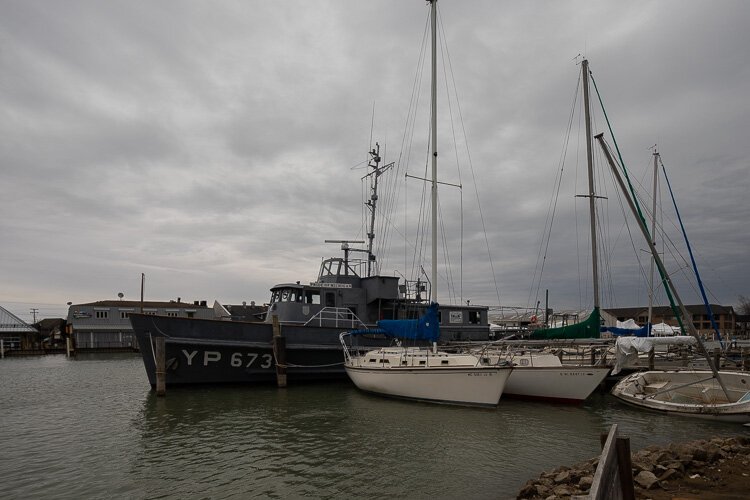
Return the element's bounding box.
[530,315,538,324]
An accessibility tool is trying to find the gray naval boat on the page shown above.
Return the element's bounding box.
[129,146,495,387]
[130,252,494,387]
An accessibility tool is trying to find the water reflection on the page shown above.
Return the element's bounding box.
[3,355,749,500]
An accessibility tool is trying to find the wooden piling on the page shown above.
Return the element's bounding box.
[1,339,4,359]
[743,347,750,372]
[615,437,635,500]
[590,424,636,500]
[272,315,287,388]
[648,347,655,371]
[713,348,721,370]
[155,337,166,396]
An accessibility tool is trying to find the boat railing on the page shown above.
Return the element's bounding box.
[305,307,367,329]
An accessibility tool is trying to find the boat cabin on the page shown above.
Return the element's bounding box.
[264,255,491,341]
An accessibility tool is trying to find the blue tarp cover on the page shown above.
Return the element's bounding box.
[349,302,441,342]
[606,325,651,337]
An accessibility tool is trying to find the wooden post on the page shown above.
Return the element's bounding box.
[66,337,72,358]
[616,437,636,500]
[590,424,635,500]
[591,348,597,366]
[713,348,721,370]
[648,347,655,370]
[1,339,4,359]
[681,347,689,367]
[155,337,166,396]
[743,348,750,372]
[272,315,287,388]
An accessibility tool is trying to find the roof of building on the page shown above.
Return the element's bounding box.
[0,305,38,333]
[70,300,210,309]
[604,304,735,317]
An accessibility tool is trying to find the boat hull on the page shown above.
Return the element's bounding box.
[344,365,512,407]
[131,314,394,386]
[503,366,611,403]
[611,370,750,423]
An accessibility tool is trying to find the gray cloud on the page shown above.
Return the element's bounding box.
[2,0,749,323]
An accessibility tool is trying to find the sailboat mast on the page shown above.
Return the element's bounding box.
[366,144,382,277]
[647,148,659,330]
[595,133,731,399]
[430,0,438,302]
[581,59,600,309]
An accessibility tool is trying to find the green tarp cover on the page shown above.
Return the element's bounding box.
[530,307,601,340]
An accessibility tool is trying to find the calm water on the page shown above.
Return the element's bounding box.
[2,354,748,499]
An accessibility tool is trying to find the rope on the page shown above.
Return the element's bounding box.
[589,69,684,333]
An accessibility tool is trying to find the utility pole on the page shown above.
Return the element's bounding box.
[30,308,39,323]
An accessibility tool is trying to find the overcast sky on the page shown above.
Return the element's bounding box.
[2,0,749,323]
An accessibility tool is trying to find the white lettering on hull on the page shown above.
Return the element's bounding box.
[181,349,273,369]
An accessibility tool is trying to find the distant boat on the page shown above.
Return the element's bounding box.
[341,303,513,407]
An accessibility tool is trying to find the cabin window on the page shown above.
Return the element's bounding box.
[187,312,194,318]
[95,310,109,319]
[419,360,426,365]
[166,312,178,317]
[304,291,320,304]
[441,360,449,365]
[281,289,290,302]
[120,312,131,319]
[325,292,336,307]
[347,306,357,318]
[469,310,480,325]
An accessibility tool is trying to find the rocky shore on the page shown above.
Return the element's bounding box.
[517,435,750,499]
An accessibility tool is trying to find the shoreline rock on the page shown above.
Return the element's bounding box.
[517,435,750,499]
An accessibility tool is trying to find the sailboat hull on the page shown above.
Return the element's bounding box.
[504,366,610,404]
[611,370,750,423]
[345,365,512,407]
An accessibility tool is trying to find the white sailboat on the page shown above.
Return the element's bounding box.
[593,130,747,421]
[501,350,609,403]
[340,0,512,407]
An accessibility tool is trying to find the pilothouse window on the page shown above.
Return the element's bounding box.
[305,291,320,304]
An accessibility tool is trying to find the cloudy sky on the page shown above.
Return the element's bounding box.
[2,0,748,323]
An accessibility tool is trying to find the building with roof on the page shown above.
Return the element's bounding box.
[603,304,737,335]
[0,305,39,351]
[67,299,215,349]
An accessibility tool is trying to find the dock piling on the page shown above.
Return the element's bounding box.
[155,337,166,396]
[648,347,655,371]
[272,315,287,388]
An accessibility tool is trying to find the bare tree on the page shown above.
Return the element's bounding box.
[738,295,750,316]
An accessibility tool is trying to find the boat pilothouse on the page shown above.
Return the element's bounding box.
[264,242,492,341]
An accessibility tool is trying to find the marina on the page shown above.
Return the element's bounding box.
[2,353,749,499]
[2,1,750,497]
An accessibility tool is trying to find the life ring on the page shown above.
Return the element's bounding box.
[530,315,538,324]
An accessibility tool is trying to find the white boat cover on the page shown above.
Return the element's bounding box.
[616,319,641,330]
[651,322,682,336]
[612,336,696,375]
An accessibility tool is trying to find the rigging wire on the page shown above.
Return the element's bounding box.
[438,4,502,306]
[528,71,581,310]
